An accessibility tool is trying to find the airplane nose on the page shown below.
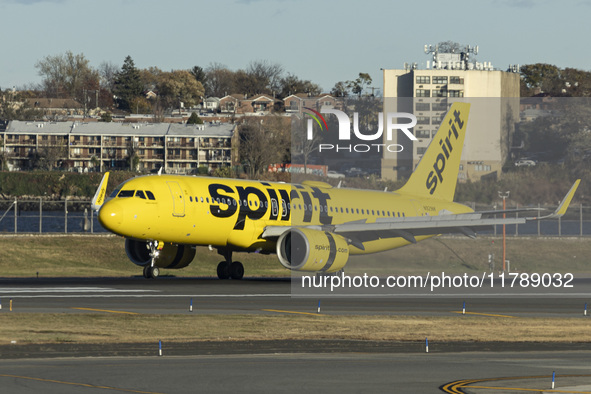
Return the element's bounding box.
[98,200,125,233]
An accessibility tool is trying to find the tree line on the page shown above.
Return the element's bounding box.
[0,51,380,121]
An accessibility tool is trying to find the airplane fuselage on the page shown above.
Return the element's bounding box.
[99,174,473,256]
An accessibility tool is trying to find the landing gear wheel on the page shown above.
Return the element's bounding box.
[143,265,160,279]
[217,261,231,280]
[150,266,160,278]
[230,261,244,280]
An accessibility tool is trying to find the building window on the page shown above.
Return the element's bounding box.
[417,147,427,155]
[432,76,448,85]
[416,130,430,138]
[416,89,430,97]
[433,89,447,98]
[415,103,430,111]
[449,90,464,97]
[450,76,464,84]
[416,116,430,125]
[475,164,492,172]
[432,102,448,111]
[416,76,430,84]
[432,116,443,125]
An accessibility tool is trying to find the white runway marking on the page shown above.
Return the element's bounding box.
[0,287,157,294]
[0,292,290,298]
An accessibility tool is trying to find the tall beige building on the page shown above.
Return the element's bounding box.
[381,46,520,182]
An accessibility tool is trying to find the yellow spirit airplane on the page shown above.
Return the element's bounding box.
[94,103,580,279]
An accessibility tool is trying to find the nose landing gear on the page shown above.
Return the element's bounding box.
[143,241,161,279]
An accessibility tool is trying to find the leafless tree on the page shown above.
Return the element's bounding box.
[291,116,321,174]
[238,116,290,177]
[35,51,99,100]
[32,137,67,170]
[99,61,119,92]
[245,60,284,95]
[205,63,236,98]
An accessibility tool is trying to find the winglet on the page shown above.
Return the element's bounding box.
[534,179,580,220]
[553,179,581,217]
[91,172,110,211]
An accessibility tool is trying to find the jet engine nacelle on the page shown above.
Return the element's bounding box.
[125,239,196,269]
[276,228,349,273]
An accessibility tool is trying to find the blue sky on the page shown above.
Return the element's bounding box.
[1,0,590,94]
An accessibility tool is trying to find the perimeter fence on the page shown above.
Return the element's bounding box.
[0,198,105,234]
[0,198,590,236]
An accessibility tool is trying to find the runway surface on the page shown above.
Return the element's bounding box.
[2,276,591,393]
[1,276,591,317]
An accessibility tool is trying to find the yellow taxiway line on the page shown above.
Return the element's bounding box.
[442,375,591,393]
[71,307,139,315]
[450,311,516,318]
[0,374,163,394]
[262,309,321,316]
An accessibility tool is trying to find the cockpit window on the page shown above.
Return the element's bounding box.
[145,190,156,200]
[135,190,146,199]
[118,190,135,198]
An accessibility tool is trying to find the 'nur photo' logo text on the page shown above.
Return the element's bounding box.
[305,108,417,153]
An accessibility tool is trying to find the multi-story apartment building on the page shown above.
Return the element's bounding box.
[381,45,520,182]
[1,121,237,174]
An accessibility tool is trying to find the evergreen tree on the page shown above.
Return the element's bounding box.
[114,56,143,111]
[187,112,203,124]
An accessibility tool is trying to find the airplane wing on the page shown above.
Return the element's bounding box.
[262,214,525,250]
[261,180,580,250]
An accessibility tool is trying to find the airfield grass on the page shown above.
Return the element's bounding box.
[0,235,590,277]
[0,313,590,345]
[1,235,590,346]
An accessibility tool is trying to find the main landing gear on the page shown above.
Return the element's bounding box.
[143,241,161,279]
[216,249,244,280]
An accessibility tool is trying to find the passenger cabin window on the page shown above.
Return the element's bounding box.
[118,190,135,198]
[145,191,156,200]
[135,190,147,199]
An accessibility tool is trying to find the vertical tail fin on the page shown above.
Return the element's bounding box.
[397,102,470,201]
